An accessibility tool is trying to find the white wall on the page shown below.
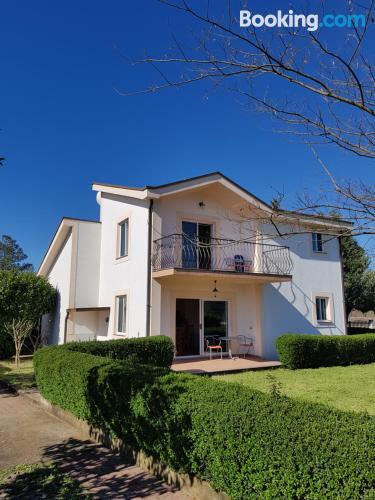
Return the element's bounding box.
[42,230,73,344]
[75,222,101,308]
[153,186,257,243]
[261,224,346,358]
[152,276,263,356]
[67,309,109,342]
[98,193,150,338]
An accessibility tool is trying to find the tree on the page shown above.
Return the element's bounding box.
[0,271,56,359]
[341,235,375,314]
[124,0,375,241]
[5,319,34,368]
[0,235,34,271]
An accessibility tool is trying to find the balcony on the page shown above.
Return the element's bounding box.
[152,234,293,280]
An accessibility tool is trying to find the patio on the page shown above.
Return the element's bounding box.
[171,356,281,375]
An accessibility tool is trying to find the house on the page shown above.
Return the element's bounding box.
[348,310,375,330]
[38,172,351,359]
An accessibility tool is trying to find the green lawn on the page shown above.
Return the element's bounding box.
[215,363,375,415]
[0,358,35,390]
[0,463,90,499]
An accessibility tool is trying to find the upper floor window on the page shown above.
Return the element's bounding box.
[118,218,129,258]
[115,294,127,334]
[315,296,330,322]
[312,233,323,253]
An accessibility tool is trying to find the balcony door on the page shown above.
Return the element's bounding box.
[182,221,212,269]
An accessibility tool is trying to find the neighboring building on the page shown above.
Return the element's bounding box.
[38,172,350,359]
[348,310,375,330]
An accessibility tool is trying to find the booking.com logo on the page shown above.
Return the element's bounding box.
[239,10,366,32]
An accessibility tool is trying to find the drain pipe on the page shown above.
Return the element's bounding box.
[145,199,154,336]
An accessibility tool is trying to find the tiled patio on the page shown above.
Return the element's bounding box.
[171,356,281,375]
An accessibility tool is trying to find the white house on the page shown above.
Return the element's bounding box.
[38,172,350,359]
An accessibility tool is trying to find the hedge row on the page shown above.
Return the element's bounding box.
[347,327,374,335]
[65,335,174,368]
[276,333,375,369]
[34,344,375,499]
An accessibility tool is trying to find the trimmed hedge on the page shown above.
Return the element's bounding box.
[65,335,174,368]
[34,344,375,499]
[276,333,375,369]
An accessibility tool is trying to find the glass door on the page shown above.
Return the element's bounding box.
[202,301,228,354]
[176,299,200,356]
[182,221,212,269]
[182,221,197,268]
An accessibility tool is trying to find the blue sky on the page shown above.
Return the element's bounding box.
[0,0,373,268]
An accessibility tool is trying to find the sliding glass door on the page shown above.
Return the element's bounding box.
[203,301,228,354]
[175,299,200,356]
[182,221,212,269]
[175,298,228,356]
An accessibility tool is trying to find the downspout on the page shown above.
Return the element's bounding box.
[338,235,348,334]
[146,199,154,336]
[63,310,70,344]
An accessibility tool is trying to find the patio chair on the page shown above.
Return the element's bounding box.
[205,336,223,360]
[236,335,255,358]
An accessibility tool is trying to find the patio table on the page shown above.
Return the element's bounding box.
[219,337,237,359]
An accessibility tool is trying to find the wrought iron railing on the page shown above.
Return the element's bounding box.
[152,234,293,276]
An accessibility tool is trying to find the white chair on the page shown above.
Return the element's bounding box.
[236,335,255,358]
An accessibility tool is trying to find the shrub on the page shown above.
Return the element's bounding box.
[34,346,113,420]
[0,270,56,359]
[276,333,375,369]
[34,344,375,499]
[65,336,174,368]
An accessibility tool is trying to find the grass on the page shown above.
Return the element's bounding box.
[0,463,90,499]
[215,363,375,415]
[0,358,35,390]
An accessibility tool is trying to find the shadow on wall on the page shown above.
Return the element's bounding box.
[41,289,61,345]
[262,282,343,360]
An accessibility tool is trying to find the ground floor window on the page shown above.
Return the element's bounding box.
[315,295,332,322]
[115,295,127,334]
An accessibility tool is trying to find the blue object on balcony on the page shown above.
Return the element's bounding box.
[234,254,245,272]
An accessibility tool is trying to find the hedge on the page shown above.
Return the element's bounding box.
[276,333,375,369]
[34,344,375,499]
[65,335,174,368]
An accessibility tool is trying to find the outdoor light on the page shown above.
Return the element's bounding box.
[212,280,219,296]
[199,201,205,208]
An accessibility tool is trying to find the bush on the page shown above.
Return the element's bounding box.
[34,344,375,499]
[65,336,174,368]
[0,270,56,359]
[34,346,113,420]
[276,333,375,369]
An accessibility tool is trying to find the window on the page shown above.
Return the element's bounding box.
[118,219,129,258]
[312,233,323,252]
[116,295,127,334]
[316,296,329,322]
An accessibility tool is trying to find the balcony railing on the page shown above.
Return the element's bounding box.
[152,234,293,276]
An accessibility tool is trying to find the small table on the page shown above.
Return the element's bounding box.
[219,337,237,359]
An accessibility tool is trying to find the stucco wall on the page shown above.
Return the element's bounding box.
[153,187,257,242]
[75,222,101,308]
[42,230,73,344]
[261,224,346,359]
[98,193,149,338]
[151,276,263,357]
